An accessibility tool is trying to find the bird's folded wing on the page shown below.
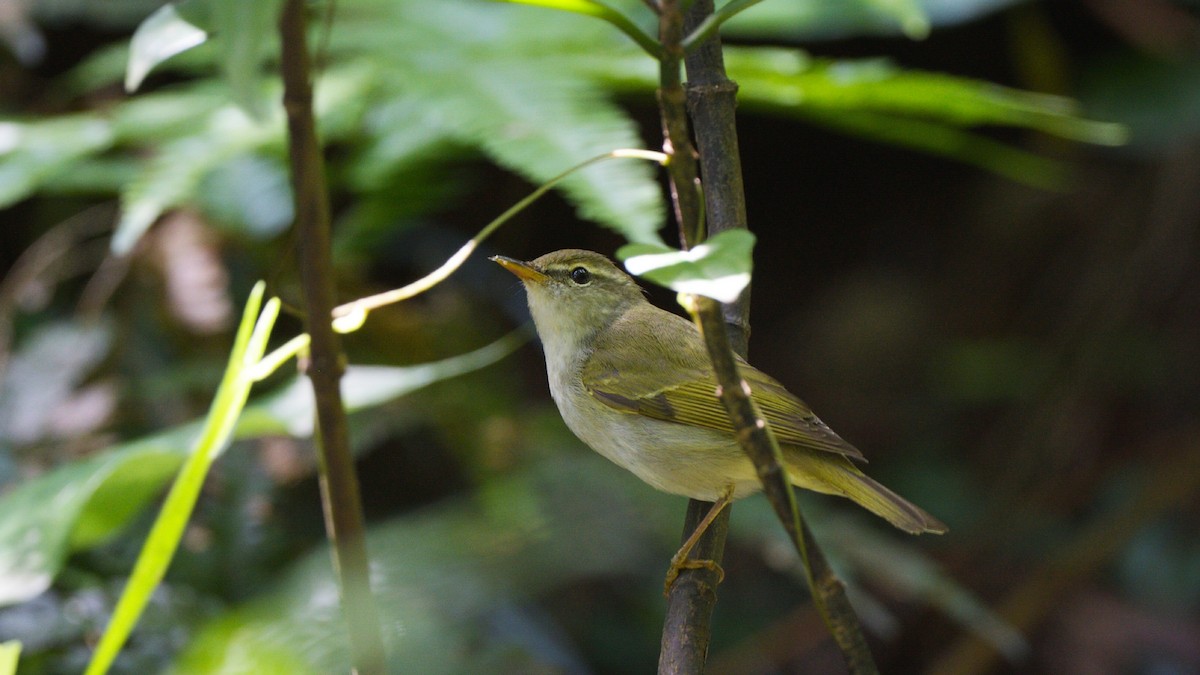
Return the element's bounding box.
[582,309,864,460]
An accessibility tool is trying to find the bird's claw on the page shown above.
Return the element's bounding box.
[663,557,725,597]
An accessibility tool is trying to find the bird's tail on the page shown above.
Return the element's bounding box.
[787,452,947,534]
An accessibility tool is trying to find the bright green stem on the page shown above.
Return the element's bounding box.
[84,283,278,675]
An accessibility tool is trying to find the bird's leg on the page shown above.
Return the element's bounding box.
[664,485,734,596]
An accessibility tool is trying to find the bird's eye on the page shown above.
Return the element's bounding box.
[569,266,592,285]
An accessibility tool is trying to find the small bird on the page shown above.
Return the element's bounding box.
[493,249,945,559]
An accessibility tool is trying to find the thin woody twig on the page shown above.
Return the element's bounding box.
[279,1,386,672]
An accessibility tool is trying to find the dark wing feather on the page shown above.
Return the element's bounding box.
[582,304,864,461]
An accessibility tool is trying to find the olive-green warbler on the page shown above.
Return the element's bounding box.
[493,249,945,542]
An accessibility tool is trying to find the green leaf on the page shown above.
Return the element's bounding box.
[0,116,115,207]
[13,1,667,248]
[254,330,529,437]
[493,0,660,57]
[334,0,666,244]
[0,331,525,608]
[0,436,191,606]
[726,49,1127,145]
[722,0,1004,41]
[589,46,1123,184]
[111,65,378,253]
[125,2,209,92]
[211,0,282,119]
[126,0,280,115]
[1079,52,1200,151]
[860,0,930,39]
[0,641,20,675]
[173,453,675,674]
[619,229,755,303]
[198,153,295,237]
[112,105,279,254]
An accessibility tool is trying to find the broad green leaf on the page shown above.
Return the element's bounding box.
[0,331,525,607]
[725,49,1126,145]
[0,641,20,675]
[112,104,280,253]
[334,0,665,244]
[211,0,282,118]
[0,116,115,207]
[125,2,209,92]
[0,436,191,606]
[1079,52,1200,151]
[619,229,755,303]
[111,64,378,253]
[173,453,674,674]
[494,0,659,57]
[723,0,1015,41]
[198,154,294,237]
[590,47,1122,185]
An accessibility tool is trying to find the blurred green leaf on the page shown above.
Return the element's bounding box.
[619,230,755,303]
[731,499,1028,660]
[113,108,277,254]
[106,0,668,250]
[723,0,1017,41]
[590,46,1123,185]
[726,49,1127,145]
[335,0,665,243]
[0,438,189,606]
[0,641,20,675]
[0,116,115,208]
[173,453,673,674]
[211,0,282,118]
[254,330,529,437]
[1080,52,1200,152]
[860,0,929,38]
[198,154,294,237]
[494,0,659,57]
[0,330,524,608]
[125,2,208,92]
[126,0,279,115]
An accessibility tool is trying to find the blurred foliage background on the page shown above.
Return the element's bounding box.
[0,0,1198,672]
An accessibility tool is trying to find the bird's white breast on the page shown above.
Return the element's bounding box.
[540,338,760,501]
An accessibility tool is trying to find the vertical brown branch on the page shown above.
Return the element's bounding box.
[655,2,726,673]
[656,1,731,672]
[278,1,386,673]
[656,0,703,250]
[658,1,879,672]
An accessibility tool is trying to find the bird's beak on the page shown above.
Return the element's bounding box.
[490,255,550,284]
